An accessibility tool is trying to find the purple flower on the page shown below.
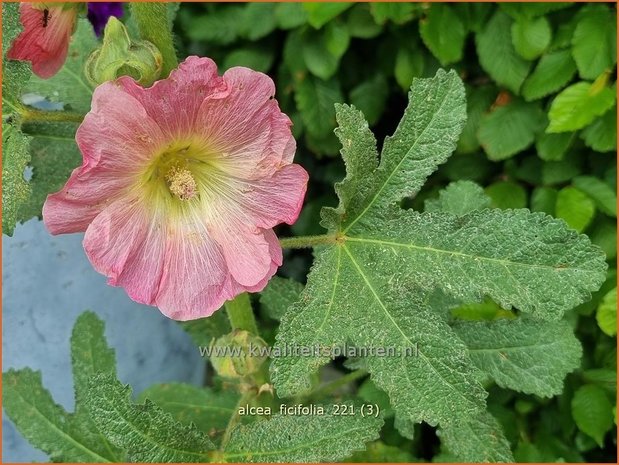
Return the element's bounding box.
[87,2,123,37]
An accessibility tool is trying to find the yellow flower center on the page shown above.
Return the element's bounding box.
[139,139,216,209]
[165,166,197,201]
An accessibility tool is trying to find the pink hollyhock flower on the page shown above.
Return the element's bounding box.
[43,57,309,320]
[8,3,78,79]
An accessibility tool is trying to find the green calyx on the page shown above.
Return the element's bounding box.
[85,17,162,87]
[210,330,269,379]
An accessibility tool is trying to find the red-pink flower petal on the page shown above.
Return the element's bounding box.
[43,81,165,234]
[83,196,166,305]
[118,56,228,140]
[196,67,297,180]
[43,56,308,320]
[7,3,77,79]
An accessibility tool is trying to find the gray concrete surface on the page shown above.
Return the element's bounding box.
[2,218,205,462]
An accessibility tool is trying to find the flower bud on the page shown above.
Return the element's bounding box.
[209,330,268,379]
[85,17,162,87]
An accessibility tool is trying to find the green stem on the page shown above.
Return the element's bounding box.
[21,108,84,124]
[225,293,259,335]
[305,369,368,400]
[279,234,338,249]
[129,3,178,77]
[220,390,254,449]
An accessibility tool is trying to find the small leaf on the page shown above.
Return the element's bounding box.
[522,49,577,101]
[370,3,416,25]
[260,276,304,321]
[302,23,350,80]
[572,4,617,80]
[454,318,582,397]
[138,383,239,434]
[183,5,243,45]
[485,181,527,209]
[275,3,308,30]
[478,99,545,160]
[295,75,343,139]
[394,46,424,91]
[349,74,388,125]
[222,404,382,462]
[438,411,514,462]
[86,373,215,462]
[346,4,382,39]
[303,2,353,29]
[547,81,616,133]
[572,176,617,217]
[511,16,552,60]
[582,368,617,394]
[419,4,466,65]
[536,131,575,161]
[531,187,558,215]
[555,186,596,232]
[223,47,275,73]
[596,287,617,337]
[571,384,614,446]
[500,2,572,20]
[240,3,276,40]
[581,105,617,152]
[589,218,617,260]
[425,180,491,215]
[476,11,532,94]
[457,85,498,154]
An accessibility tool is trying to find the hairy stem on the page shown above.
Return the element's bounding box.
[225,293,259,335]
[21,108,84,124]
[129,3,178,77]
[279,234,338,249]
[220,390,254,449]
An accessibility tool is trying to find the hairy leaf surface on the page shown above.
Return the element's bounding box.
[272,70,607,431]
[86,374,215,462]
[454,318,582,397]
[438,411,514,462]
[222,403,382,462]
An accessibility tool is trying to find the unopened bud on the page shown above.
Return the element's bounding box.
[85,17,162,87]
[210,330,268,379]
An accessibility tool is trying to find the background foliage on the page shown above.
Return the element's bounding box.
[2,2,617,463]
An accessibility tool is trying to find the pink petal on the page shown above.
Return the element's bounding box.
[118,56,228,140]
[83,197,165,306]
[7,4,76,79]
[43,167,131,234]
[155,219,230,321]
[240,164,309,229]
[77,81,166,173]
[224,229,282,295]
[196,67,296,180]
[43,82,165,234]
[209,221,273,288]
